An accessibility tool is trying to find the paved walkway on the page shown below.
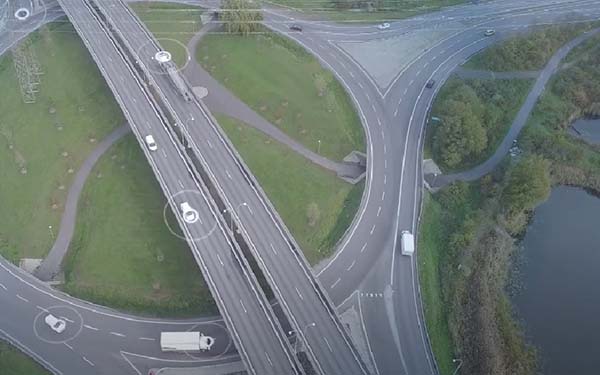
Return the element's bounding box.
[35,126,130,281]
[453,66,540,80]
[183,23,364,180]
[429,28,600,189]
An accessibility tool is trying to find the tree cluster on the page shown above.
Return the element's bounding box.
[220,0,263,35]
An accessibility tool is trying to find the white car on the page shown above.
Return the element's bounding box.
[377,22,391,30]
[484,29,495,36]
[44,314,66,333]
[180,202,199,223]
[145,135,158,151]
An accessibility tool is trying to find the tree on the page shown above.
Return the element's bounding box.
[502,155,551,213]
[220,0,263,35]
[433,99,488,169]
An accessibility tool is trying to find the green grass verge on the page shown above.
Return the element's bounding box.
[217,114,363,264]
[198,31,364,162]
[464,23,597,71]
[130,2,202,67]
[264,0,468,22]
[62,135,216,317]
[0,342,49,375]
[417,193,454,375]
[0,22,121,262]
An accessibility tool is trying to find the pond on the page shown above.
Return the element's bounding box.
[569,117,600,145]
[513,186,600,374]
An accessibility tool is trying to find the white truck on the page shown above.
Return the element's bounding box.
[401,230,415,256]
[160,332,215,352]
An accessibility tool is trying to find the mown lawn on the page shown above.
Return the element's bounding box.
[418,193,454,375]
[217,114,363,264]
[0,342,49,375]
[130,2,202,67]
[198,31,364,162]
[0,22,121,262]
[62,136,216,317]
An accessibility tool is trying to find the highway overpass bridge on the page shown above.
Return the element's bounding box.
[49,0,368,374]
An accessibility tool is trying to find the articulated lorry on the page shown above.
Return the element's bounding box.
[160,332,215,352]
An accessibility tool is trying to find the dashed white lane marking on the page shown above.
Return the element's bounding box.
[145,121,151,129]
[84,324,99,331]
[0,283,6,290]
[365,92,371,101]
[384,159,387,169]
[36,305,48,313]
[330,278,341,289]
[423,61,430,68]
[216,253,224,266]
[403,88,408,95]
[132,97,136,103]
[371,103,377,113]
[376,117,382,127]
[416,70,421,76]
[377,206,382,217]
[346,260,356,271]
[409,79,414,86]
[370,225,376,235]
[16,294,28,303]
[139,337,155,341]
[295,287,304,300]
[357,81,364,89]
[324,337,333,352]
[383,144,387,154]
[384,175,387,185]
[64,342,74,351]
[339,60,347,69]
[178,180,184,189]
[265,352,273,367]
[394,106,399,117]
[60,316,75,323]
[161,149,167,158]
[381,191,386,201]
[270,243,278,255]
[349,70,355,78]
[207,139,213,149]
[225,170,232,179]
[360,243,367,253]
[110,332,126,338]
[82,356,95,367]
[239,299,247,313]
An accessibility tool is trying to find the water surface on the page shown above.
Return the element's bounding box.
[513,186,600,375]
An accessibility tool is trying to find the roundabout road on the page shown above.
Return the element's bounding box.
[2,0,600,373]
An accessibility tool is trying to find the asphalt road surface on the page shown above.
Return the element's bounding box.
[2,0,600,374]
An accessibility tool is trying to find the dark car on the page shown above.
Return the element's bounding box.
[426,79,435,88]
[289,24,303,32]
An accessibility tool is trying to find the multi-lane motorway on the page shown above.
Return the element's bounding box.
[2,0,600,374]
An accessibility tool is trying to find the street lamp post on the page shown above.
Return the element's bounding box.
[288,322,316,355]
[222,202,248,233]
[452,358,463,375]
[48,225,54,240]
[317,139,321,154]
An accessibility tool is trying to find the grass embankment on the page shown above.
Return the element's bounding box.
[0,22,121,262]
[63,136,216,317]
[420,30,600,375]
[266,0,467,22]
[217,114,363,264]
[198,31,365,162]
[426,78,532,172]
[130,2,202,67]
[0,342,49,375]
[465,23,597,71]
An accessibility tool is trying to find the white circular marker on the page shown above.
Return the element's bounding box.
[155,50,172,63]
[14,8,30,21]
